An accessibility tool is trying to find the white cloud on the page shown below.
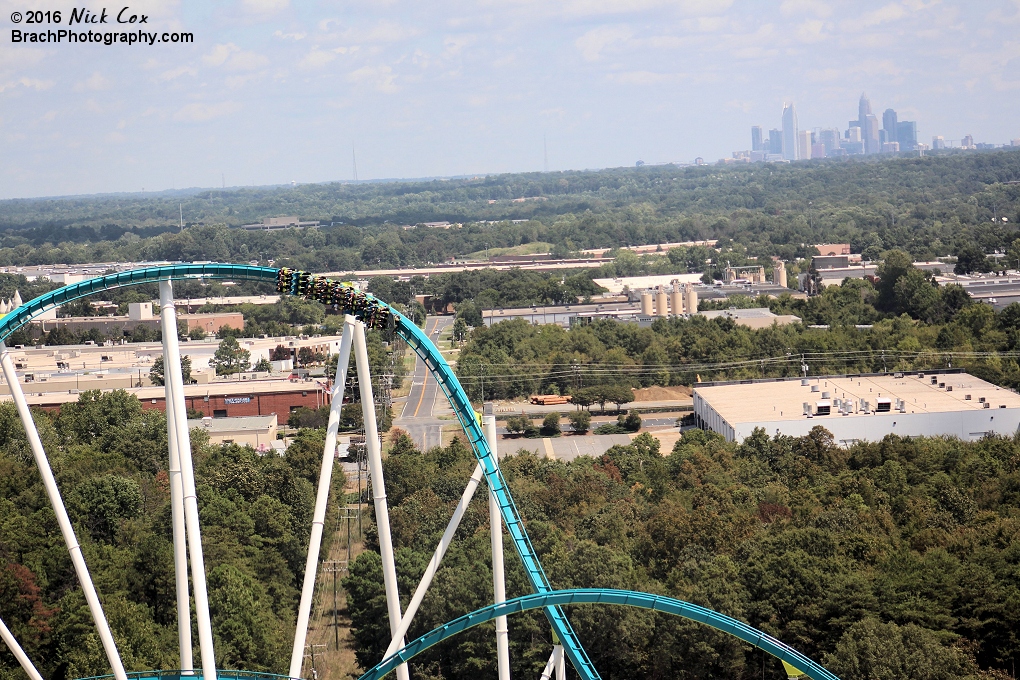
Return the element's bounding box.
[348,65,397,93]
[0,77,54,93]
[795,19,828,42]
[859,3,908,27]
[202,43,268,70]
[575,26,633,61]
[274,30,307,40]
[173,101,242,122]
[606,70,685,85]
[159,66,198,81]
[241,0,289,17]
[73,72,111,92]
[780,0,832,17]
[560,0,732,17]
[203,44,237,67]
[299,47,337,69]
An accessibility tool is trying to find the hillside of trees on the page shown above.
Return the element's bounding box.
[344,428,1020,680]
[0,150,1017,273]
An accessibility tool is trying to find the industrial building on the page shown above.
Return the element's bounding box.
[699,308,801,328]
[186,414,280,451]
[693,370,1020,444]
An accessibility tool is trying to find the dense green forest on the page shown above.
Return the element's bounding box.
[452,253,1020,400]
[0,151,1018,272]
[0,391,345,680]
[344,429,1019,679]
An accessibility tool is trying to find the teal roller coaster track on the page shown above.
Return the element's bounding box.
[0,264,840,680]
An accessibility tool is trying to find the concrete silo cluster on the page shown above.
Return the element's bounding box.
[639,280,698,317]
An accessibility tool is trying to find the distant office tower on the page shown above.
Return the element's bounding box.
[798,129,812,160]
[782,103,799,160]
[882,142,900,153]
[847,126,862,143]
[933,136,946,149]
[1012,139,1020,147]
[864,114,880,154]
[858,94,881,154]
[751,126,764,152]
[819,129,841,154]
[897,121,917,150]
[883,108,898,143]
[769,129,783,154]
[962,134,975,149]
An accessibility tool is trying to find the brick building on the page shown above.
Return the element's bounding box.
[21,379,329,419]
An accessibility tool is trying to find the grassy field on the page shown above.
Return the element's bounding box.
[463,241,554,260]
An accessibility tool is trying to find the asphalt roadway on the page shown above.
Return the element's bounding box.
[394,316,453,450]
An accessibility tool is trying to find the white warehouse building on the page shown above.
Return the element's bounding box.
[693,370,1020,444]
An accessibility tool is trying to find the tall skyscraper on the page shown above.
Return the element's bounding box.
[865,114,880,153]
[782,103,798,161]
[769,129,783,154]
[751,126,764,152]
[819,129,841,154]
[897,121,917,150]
[883,108,898,144]
[798,129,812,160]
[858,93,880,154]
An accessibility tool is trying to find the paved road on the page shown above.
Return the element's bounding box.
[394,316,453,450]
[495,416,681,435]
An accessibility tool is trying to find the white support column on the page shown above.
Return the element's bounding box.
[352,321,410,680]
[163,352,193,673]
[289,323,355,679]
[483,410,510,680]
[0,343,127,680]
[0,616,45,680]
[538,650,556,680]
[383,463,484,660]
[159,280,216,680]
[553,645,565,680]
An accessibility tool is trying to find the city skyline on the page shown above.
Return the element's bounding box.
[743,92,1016,164]
[3,0,1020,198]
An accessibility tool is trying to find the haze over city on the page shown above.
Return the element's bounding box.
[2,0,1019,199]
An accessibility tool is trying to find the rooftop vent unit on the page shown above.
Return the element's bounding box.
[801,378,809,386]
[939,382,946,389]
[984,402,991,409]
[1000,404,1007,409]
[822,391,831,399]
[876,398,892,413]
[965,394,972,400]
[811,385,820,392]
[979,397,987,403]
[803,402,811,416]
[931,376,938,384]
[947,385,953,392]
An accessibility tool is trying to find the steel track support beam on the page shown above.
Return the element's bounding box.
[289,322,355,678]
[352,320,410,680]
[163,333,193,673]
[159,280,216,680]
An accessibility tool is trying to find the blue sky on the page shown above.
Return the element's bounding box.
[2,0,1019,199]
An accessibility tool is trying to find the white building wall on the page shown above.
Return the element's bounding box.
[725,408,1020,444]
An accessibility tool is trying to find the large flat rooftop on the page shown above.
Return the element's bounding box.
[695,370,1020,424]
